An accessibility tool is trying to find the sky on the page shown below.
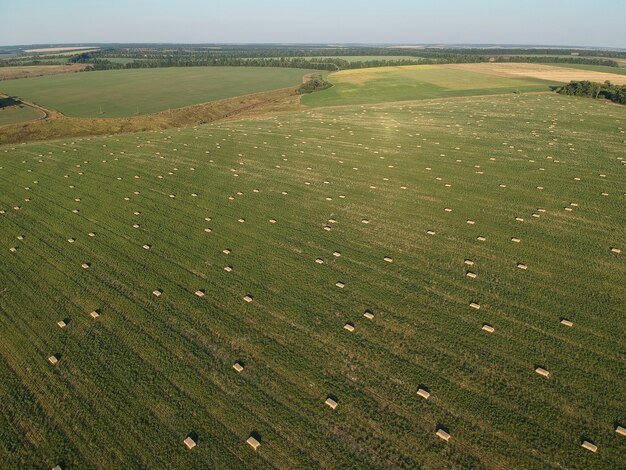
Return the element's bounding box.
[2,0,625,48]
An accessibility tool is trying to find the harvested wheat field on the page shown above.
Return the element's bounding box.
[0,92,625,469]
[445,63,626,86]
[0,64,87,81]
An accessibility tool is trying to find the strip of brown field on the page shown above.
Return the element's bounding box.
[0,86,301,145]
[24,46,98,53]
[443,63,626,85]
[0,64,88,81]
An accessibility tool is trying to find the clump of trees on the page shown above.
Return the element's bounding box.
[0,96,20,108]
[297,75,333,94]
[557,80,626,105]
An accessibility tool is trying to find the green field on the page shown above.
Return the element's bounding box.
[1,92,624,468]
[302,65,554,106]
[550,63,626,75]
[0,104,44,126]
[104,57,148,64]
[302,55,421,62]
[258,55,421,63]
[0,67,314,117]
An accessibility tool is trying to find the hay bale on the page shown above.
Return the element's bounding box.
[560,319,574,327]
[315,258,324,264]
[246,435,260,451]
[153,289,162,297]
[517,263,528,270]
[535,367,550,378]
[90,310,100,319]
[224,266,233,272]
[57,320,66,328]
[233,362,244,373]
[195,290,205,298]
[9,247,17,253]
[243,295,253,303]
[417,388,430,400]
[467,220,475,225]
[515,217,524,222]
[142,244,151,250]
[53,465,62,470]
[436,429,451,441]
[325,397,338,409]
[343,323,355,332]
[469,302,480,310]
[482,324,495,333]
[88,232,96,237]
[269,219,277,224]
[133,224,140,229]
[238,218,245,223]
[204,228,212,233]
[68,238,76,243]
[466,272,477,279]
[81,263,90,269]
[384,257,393,263]
[48,355,59,365]
[477,236,486,241]
[183,436,196,450]
[223,249,231,255]
[610,247,621,254]
[464,259,474,266]
[335,282,345,289]
[363,311,374,320]
[581,441,597,453]
[616,425,626,436]
[333,252,341,257]
[511,237,521,243]
[427,230,436,235]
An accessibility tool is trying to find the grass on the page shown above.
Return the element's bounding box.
[302,65,552,106]
[0,67,314,118]
[0,104,44,126]
[0,92,624,468]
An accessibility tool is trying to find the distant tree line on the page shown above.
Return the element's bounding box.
[1,46,621,71]
[557,80,626,105]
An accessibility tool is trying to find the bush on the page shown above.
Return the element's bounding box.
[297,75,333,94]
[557,80,626,105]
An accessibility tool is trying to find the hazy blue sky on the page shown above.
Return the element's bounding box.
[3,0,625,48]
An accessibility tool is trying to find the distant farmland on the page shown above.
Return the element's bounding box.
[302,64,552,106]
[0,67,314,117]
[1,93,624,468]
